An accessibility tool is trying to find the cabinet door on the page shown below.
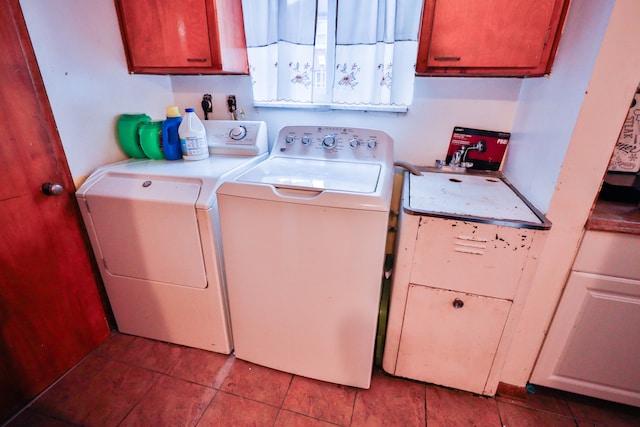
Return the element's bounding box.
[396,285,511,395]
[531,271,640,407]
[115,0,247,74]
[117,0,215,68]
[417,0,569,76]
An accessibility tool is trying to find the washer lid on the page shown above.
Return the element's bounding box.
[237,157,381,193]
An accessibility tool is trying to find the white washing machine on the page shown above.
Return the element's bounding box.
[217,126,394,388]
[76,120,268,353]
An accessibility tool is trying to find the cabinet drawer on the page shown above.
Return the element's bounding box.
[396,284,511,395]
[573,231,640,280]
[410,217,537,299]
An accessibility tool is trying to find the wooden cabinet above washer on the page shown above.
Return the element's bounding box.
[416,0,571,77]
[114,0,248,75]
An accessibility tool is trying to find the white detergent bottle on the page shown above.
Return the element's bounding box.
[178,108,209,161]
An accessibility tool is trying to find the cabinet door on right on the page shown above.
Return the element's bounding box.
[396,284,511,395]
[417,0,570,76]
[531,271,640,407]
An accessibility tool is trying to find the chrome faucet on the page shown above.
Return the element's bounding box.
[450,140,487,169]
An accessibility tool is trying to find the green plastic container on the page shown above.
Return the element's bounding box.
[139,121,164,160]
[117,113,150,158]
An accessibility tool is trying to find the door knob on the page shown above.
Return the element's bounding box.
[41,182,64,196]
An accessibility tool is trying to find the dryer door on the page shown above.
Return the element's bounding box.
[84,174,208,289]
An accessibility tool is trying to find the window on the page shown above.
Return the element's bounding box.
[241,0,423,112]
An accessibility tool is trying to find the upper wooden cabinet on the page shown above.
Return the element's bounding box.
[114,0,248,75]
[416,0,570,77]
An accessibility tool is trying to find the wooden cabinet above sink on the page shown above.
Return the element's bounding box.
[416,0,571,77]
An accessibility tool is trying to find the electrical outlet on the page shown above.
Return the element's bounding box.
[226,95,237,113]
[201,94,213,120]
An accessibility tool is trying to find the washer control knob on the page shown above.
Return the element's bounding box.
[349,138,360,148]
[285,135,296,144]
[322,135,337,150]
[229,125,247,140]
[366,139,377,149]
[301,135,313,145]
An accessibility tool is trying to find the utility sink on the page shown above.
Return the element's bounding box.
[404,168,551,229]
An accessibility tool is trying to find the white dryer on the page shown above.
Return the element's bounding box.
[76,121,268,353]
[217,126,394,388]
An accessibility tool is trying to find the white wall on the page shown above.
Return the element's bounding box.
[170,77,522,169]
[504,0,616,212]
[20,0,174,187]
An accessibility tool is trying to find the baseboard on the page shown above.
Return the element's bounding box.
[496,382,528,402]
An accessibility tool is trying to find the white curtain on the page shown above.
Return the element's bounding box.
[333,0,422,107]
[242,0,422,108]
[242,0,317,103]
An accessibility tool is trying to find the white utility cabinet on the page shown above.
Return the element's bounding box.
[532,230,640,407]
[383,169,550,396]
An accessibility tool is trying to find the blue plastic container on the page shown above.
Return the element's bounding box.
[162,106,183,160]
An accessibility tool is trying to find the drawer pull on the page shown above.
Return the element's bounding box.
[187,57,208,63]
[452,298,464,309]
[433,56,461,62]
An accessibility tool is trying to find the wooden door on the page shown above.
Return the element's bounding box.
[0,1,110,421]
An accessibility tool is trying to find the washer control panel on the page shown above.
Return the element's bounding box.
[204,120,268,156]
[274,126,393,163]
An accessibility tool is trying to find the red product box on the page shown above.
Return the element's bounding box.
[445,127,511,171]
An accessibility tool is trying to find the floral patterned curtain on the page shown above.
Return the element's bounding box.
[242,0,317,103]
[333,0,422,107]
[242,0,422,109]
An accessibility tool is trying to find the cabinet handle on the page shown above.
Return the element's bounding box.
[452,298,464,309]
[186,58,208,63]
[433,56,461,62]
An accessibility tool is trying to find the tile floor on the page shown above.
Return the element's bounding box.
[5,332,640,427]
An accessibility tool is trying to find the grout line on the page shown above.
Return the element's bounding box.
[423,383,428,427]
[212,353,236,390]
[115,372,162,426]
[3,352,109,426]
[281,371,294,407]
[271,371,295,426]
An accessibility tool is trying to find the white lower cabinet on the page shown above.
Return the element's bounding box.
[531,231,640,407]
[383,209,548,396]
[396,285,511,394]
